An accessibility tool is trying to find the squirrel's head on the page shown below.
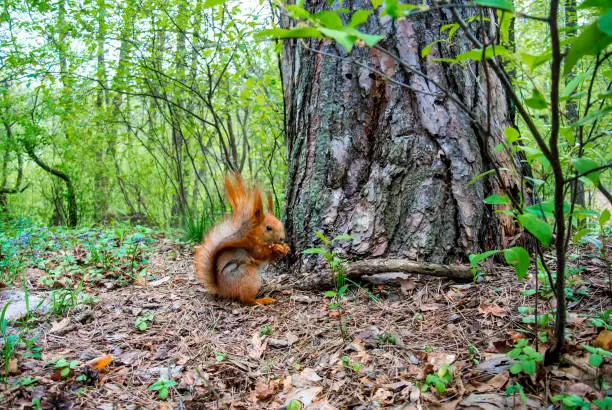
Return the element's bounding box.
[256,191,285,244]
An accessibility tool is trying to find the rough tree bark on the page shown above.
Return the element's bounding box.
[280,0,524,283]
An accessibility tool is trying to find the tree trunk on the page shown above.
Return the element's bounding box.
[281,1,523,278]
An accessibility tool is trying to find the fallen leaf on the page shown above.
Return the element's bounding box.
[473,372,509,393]
[594,330,612,351]
[372,388,393,403]
[49,317,71,334]
[286,332,299,346]
[286,387,323,407]
[399,279,417,295]
[133,275,147,287]
[254,379,280,400]
[426,352,457,369]
[478,303,506,318]
[8,358,18,375]
[249,332,267,360]
[292,368,322,388]
[87,354,113,371]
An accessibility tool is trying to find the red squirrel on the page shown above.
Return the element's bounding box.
[193,173,290,305]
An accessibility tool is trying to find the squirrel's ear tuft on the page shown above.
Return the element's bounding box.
[267,192,274,215]
[224,172,246,213]
[252,188,264,221]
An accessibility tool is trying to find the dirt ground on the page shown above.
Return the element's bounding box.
[1,238,611,409]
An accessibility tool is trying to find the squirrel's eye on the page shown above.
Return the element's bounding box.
[266,225,272,231]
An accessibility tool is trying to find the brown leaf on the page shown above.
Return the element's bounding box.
[87,354,113,371]
[133,275,147,287]
[8,358,19,375]
[286,332,299,346]
[426,352,457,369]
[478,303,506,318]
[474,372,509,393]
[249,332,267,360]
[254,380,280,400]
[399,279,417,295]
[594,330,612,351]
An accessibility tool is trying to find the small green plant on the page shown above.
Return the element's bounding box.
[214,352,226,361]
[135,312,154,332]
[507,339,543,376]
[182,208,214,243]
[49,281,96,317]
[47,357,79,378]
[340,355,361,372]
[149,376,177,400]
[583,345,612,369]
[377,331,396,345]
[303,231,354,292]
[467,344,480,365]
[506,382,527,405]
[588,309,612,330]
[421,364,453,394]
[551,393,591,410]
[259,324,272,336]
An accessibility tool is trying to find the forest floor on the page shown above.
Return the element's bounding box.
[0,230,611,409]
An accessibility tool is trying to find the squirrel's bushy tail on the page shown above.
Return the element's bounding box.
[194,173,264,293]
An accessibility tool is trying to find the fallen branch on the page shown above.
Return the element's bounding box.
[348,259,473,281]
[286,258,473,291]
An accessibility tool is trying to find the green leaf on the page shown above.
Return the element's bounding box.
[599,9,612,34]
[469,250,500,268]
[572,158,601,186]
[504,127,520,143]
[517,214,552,247]
[302,248,327,255]
[573,228,591,243]
[520,52,551,72]
[319,28,356,52]
[600,209,611,226]
[314,11,344,29]
[509,362,522,374]
[589,353,603,367]
[570,106,612,128]
[522,359,536,376]
[343,27,384,47]
[159,387,168,399]
[474,0,515,12]
[493,143,505,152]
[578,0,612,9]
[371,0,383,9]
[504,246,530,281]
[422,40,443,58]
[255,27,323,40]
[314,231,328,243]
[594,397,612,410]
[564,21,612,75]
[285,5,312,19]
[483,194,510,205]
[332,234,355,241]
[202,0,226,8]
[287,399,302,410]
[61,367,70,377]
[440,23,460,40]
[323,290,337,298]
[524,88,548,109]
[348,10,372,27]
[457,45,508,61]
